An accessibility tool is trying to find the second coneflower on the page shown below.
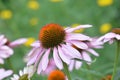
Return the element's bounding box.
[25,23,92,75]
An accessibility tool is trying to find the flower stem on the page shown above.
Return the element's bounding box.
[86,64,93,80]
[7,58,14,71]
[63,62,72,80]
[112,41,120,80]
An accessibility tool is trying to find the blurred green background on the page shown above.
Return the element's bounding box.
[0,0,120,80]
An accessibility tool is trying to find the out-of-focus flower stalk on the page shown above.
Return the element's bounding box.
[112,41,120,80]
[63,62,72,80]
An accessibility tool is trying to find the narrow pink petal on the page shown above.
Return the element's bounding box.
[0,70,13,79]
[9,38,27,47]
[63,44,82,59]
[31,41,41,47]
[0,58,4,64]
[70,41,88,49]
[115,34,120,40]
[75,61,82,69]
[104,32,116,38]
[27,50,40,65]
[0,52,9,58]
[69,60,75,71]
[41,49,50,71]
[66,33,91,41]
[53,47,63,69]
[0,38,7,46]
[66,24,92,33]
[34,49,45,66]
[37,61,42,74]
[87,49,99,56]
[0,46,13,55]
[82,51,92,64]
[58,46,70,64]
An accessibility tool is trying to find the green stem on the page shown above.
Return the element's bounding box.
[7,58,14,71]
[86,64,93,80]
[63,62,72,80]
[112,41,120,80]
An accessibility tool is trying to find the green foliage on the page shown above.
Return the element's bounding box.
[0,0,120,80]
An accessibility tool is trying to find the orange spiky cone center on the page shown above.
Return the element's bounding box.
[48,70,66,80]
[39,23,65,48]
[112,28,120,34]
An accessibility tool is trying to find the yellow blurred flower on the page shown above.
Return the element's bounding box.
[72,24,84,33]
[0,10,12,19]
[28,1,39,10]
[97,0,113,7]
[100,23,112,34]
[24,38,36,47]
[50,0,63,2]
[30,18,38,26]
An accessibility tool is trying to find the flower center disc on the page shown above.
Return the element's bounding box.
[112,28,120,34]
[39,23,65,48]
[48,70,66,80]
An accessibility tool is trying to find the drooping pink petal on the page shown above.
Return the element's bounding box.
[58,46,70,64]
[0,37,7,46]
[0,58,4,64]
[0,69,13,79]
[87,49,99,56]
[69,60,75,71]
[75,61,82,69]
[104,32,116,38]
[53,47,63,70]
[34,49,45,66]
[0,46,13,55]
[41,49,50,70]
[115,34,120,40]
[62,44,82,59]
[27,48,40,65]
[82,51,92,64]
[70,40,88,49]
[37,60,42,74]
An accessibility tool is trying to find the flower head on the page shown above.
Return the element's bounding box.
[0,34,27,64]
[0,68,13,80]
[69,38,102,71]
[10,66,35,80]
[48,70,66,80]
[26,23,92,74]
[98,28,120,44]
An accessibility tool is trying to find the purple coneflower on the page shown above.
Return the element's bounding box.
[0,68,13,80]
[69,38,102,71]
[0,34,27,64]
[97,28,120,44]
[26,23,92,74]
